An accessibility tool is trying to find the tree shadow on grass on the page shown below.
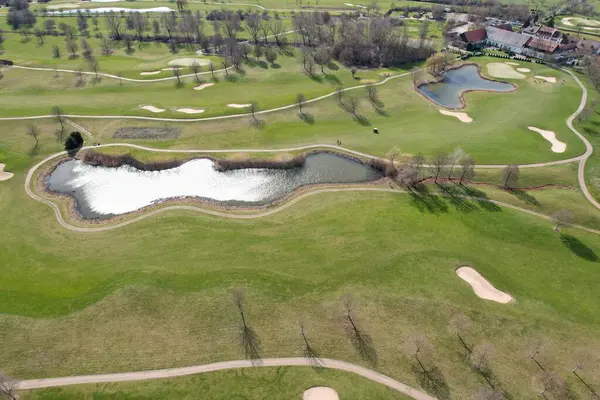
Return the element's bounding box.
[240,324,262,365]
[408,185,449,214]
[309,74,324,83]
[346,324,378,367]
[225,74,240,82]
[270,62,281,69]
[326,61,339,70]
[354,115,371,126]
[375,107,389,117]
[324,73,342,85]
[439,184,478,213]
[507,188,540,205]
[560,234,599,262]
[460,185,502,212]
[298,112,315,124]
[411,363,451,400]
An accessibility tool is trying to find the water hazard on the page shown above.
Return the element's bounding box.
[47,153,383,219]
[417,65,515,109]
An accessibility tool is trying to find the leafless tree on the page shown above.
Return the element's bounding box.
[538,371,569,400]
[571,361,599,398]
[397,154,424,188]
[0,371,17,400]
[245,13,261,44]
[27,124,40,155]
[254,44,264,61]
[131,12,148,41]
[551,209,572,233]
[270,19,286,48]
[100,35,113,56]
[431,153,449,184]
[410,335,434,375]
[172,67,182,87]
[231,287,262,364]
[346,96,359,118]
[105,13,123,40]
[190,61,202,83]
[447,147,465,180]
[459,156,476,185]
[314,45,331,74]
[501,164,519,189]
[297,93,306,115]
[341,294,377,366]
[221,58,231,76]
[301,48,315,76]
[66,38,78,59]
[249,101,259,124]
[449,313,472,355]
[75,67,85,87]
[299,321,322,367]
[366,85,379,107]
[52,106,65,142]
[88,57,100,82]
[209,62,216,80]
[259,18,271,45]
[470,343,494,387]
[35,28,45,45]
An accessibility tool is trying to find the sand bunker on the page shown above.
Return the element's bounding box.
[140,71,161,76]
[528,126,566,153]
[439,109,473,123]
[535,75,556,83]
[303,387,340,400]
[504,62,520,66]
[487,63,525,79]
[0,163,14,181]
[161,67,182,72]
[517,68,531,73]
[168,58,212,67]
[140,105,165,113]
[456,266,512,304]
[228,103,251,108]
[193,82,214,91]
[177,108,205,114]
[562,17,600,29]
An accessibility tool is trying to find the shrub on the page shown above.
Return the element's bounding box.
[64,131,84,151]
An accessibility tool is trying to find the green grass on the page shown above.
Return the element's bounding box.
[22,367,411,399]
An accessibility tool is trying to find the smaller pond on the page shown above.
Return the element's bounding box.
[417,65,515,109]
[47,153,383,219]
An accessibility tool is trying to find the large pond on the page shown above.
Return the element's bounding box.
[417,65,515,109]
[47,153,383,219]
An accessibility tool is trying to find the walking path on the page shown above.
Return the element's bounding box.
[14,357,434,399]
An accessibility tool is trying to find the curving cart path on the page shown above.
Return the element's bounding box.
[15,357,436,399]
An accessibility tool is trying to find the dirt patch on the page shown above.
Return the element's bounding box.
[528,126,566,153]
[534,75,556,83]
[487,63,525,80]
[456,266,512,303]
[193,83,214,91]
[303,387,340,400]
[112,127,181,140]
[439,109,472,123]
[0,163,14,181]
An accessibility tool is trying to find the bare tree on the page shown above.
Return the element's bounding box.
[209,62,216,80]
[105,13,123,40]
[254,44,264,61]
[190,61,202,83]
[297,93,306,115]
[431,153,449,184]
[470,343,494,387]
[249,101,259,124]
[501,164,519,189]
[314,45,331,74]
[52,106,65,141]
[270,19,286,48]
[66,38,78,59]
[551,209,572,233]
[472,387,505,400]
[231,287,261,363]
[259,18,271,45]
[75,67,84,87]
[459,156,476,185]
[35,28,45,45]
[245,13,261,44]
[447,147,465,180]
[0,371,16,400]
[397,154,424,188]
[221,58,231,76]
[341,294,377,366]
[27,124,40,155]
[366,85,379,107]
[88,57,100,82]
[538,371,569,400]
[299,321,322,366]
[346,96,359,118]
[449,313,472,355]
[172,67,182,87]
[571,361,598,398]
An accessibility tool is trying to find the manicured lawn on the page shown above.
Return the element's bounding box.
[22,367,411,399]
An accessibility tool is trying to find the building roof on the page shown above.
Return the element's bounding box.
[578,39,600,50]
[527,37,559,53]
[522,25,541,35]
[461,28,487,43]
[486,26,530,48]
[538,26,558,36]
[494,23,513,31]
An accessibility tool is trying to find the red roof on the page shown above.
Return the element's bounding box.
[527,37,559,53]
[461,28,487,43]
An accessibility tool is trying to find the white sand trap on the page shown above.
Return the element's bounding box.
[193,82,214,91]
[140,71,161,76]
[517,68,531,73]
[303,387,340,400]
[228,103,251,108]
[344,2,355,6]
[168,58,212,67]
[161,67,182,71]
[140,105,165,113]
[504,62,520,66]
[439,109,473,123]
[456,267,512,304]
[0,163,14,181]
[535,75,556,83]
[48,3,79,8]
[528,126,566,153]
[487,63,525,79]
[177,108,205,114]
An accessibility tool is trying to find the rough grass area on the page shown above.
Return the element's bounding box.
[21,367,411,400]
